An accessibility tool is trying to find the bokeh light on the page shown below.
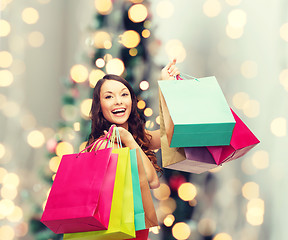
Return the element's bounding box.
[153,183,171,200]
[280,23,288,42]
[7,206,23,222]
[232,92,250,110]
[27,130,45,148]
[203,0,222,18]
[165,39,186,63]
[0,199,15,216]
[129,48,138,56]
[3,173,19,189]
[228,9,247,27]
[22,7,39,24]
[145,120,155,129]
[93,31,112,49]
[144,107,153,117]
[120,30,141,48]
[55,141,74,157]
[198,218,216,236]
[172,222,191,240]
[279,68,288,91]
[178,182,197,201]
[0,225,15,240]
[94,0,113,15]
[128,4,148,23]
[70,64,89,83]
[89,69,105,88]
[28,31,45,47]
[142,29,150,38]
[242,99,260,118]
[137,100,146,109]
[242,181,259,200]
[0,51,13,68]
[49,156,61,173]
[213,232,232,240]
[246,198,264,226]
[163,214,175,227]
[241,60,258,79]
[0,20,11,37]
[95,58,105,68]
[80,98,93,119]
[270,117,286,137]
[156,116,160,125]
[1,186,17,200]
[252,150,269,169]
[0,70,13,87]
[139,80,149,90]
[74,122,81,132]
[106,58,125,75]
[0,168,8,184]
[226,24,244,39]
[156,0,174,19]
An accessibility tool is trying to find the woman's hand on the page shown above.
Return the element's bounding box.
[161,58,180,80]
[104,126,136,147]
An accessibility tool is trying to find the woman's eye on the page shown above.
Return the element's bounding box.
[122,93,129,97]
[105,95,112,99]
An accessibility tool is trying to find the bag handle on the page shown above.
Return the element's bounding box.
[175,73,199,81]
[108,126,123,149]
[91,125,116,152]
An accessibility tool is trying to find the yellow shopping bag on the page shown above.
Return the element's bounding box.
[64,147,136,240]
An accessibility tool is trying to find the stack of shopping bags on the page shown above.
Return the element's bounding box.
[159,74,260,174]
[41,125,158,239]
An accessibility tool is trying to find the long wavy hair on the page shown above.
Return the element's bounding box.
[87,74,162,174]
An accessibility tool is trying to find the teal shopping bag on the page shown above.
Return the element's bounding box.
[158,76,235,147]
[130,149,146,231]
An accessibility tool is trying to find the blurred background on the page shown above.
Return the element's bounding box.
[0,0,287,239]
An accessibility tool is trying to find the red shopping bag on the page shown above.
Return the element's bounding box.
[41,126,118,234]
[207,109,260,165]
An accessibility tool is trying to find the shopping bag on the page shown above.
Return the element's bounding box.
[41,127,118,234]
[207,109,260,165]
[135,148,158,228]
[64,146,136,240]
[160,99,218,173]
[158,75,235,147]
[130,149,146,231]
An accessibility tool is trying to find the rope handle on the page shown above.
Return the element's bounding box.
[175,72,199,81]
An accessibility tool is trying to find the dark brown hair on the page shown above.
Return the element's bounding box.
[87,74,162,173]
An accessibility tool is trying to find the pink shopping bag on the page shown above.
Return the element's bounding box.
[41,126,118,234]
[207,109,260,165]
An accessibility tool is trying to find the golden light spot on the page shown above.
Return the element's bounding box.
[28,31,45,47]
[94,0,112,15]
[156,0,174,19]
[27,130,45,148]
[178,182,197,201]
[159,197,177,215]
[128,4,148,23]
[22,8,39,24]
[139,80,149,90]
[165,39,186,63]
[156,116,160,125]
[137,100,146,109]
[0,51,13,68]
[106,58,125,75]
[0,20,11,37]
[241,60,258,79]
[3,173,20,189]
[280,23,288,42]
[93,31,112,48]
[145,120,154,129]
[228,9,247,27]
[0,225,15,240]
[95,58,105,68]
[232,92,250,110]
[0,70,13,87]
[7,206,23,222]
[242,182,259,200]
[1,187,17,200]
[246,198,264,226]
[203,0,222,18]
[80,98,93,120]
[89,69,105,88]
[79,141,88,152]
[252,150,269,169]
[0,168,8,184]
[242,99,260,118]
[198,218,216,236]
[129,48,138,56]
[119,30,141,48]
[270,117,286,137]
[144,20,151,28]
[279,69,288,91]
[189,199,197,207]
[153,183,171,200]
[70,64,88,83]
[55,141,74,157]
[213,232,232,240]
[0,199,15,216]
[226,24,244,39]
[172,222,190,240]
[144,107,153,117]
[142,29,150,38]
[163,214,175,227]
[49,156,61,173]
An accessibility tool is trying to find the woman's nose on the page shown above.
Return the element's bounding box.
[115,96,122,104]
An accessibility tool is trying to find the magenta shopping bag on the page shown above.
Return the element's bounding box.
[207,109,260,165]
[41,127,118,234]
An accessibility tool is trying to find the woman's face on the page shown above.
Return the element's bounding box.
[100,80,132,129]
